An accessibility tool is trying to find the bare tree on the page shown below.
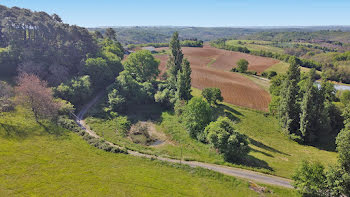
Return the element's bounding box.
[15,73,60,123]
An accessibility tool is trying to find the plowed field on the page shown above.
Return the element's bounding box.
[155,45,275,111]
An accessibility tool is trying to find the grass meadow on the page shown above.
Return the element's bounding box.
[0,107,298,196]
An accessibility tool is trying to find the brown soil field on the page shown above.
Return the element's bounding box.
[156,45,279,73]
[154,45,272,111]
[191,66,270,111]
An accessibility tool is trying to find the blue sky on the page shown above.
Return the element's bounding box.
[1,0,349,27]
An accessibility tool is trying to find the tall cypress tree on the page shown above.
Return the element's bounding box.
[176,59,192,101]
[300,69,317,142]
[167,32,184,88]
[279,57,301,136]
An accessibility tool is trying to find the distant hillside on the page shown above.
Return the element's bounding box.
[89,26,350,45]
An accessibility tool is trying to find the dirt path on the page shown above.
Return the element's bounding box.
[74,93,293,189]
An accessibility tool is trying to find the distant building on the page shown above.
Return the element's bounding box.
[142,46,157,53]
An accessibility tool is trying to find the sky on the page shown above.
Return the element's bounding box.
[1,0,349,27]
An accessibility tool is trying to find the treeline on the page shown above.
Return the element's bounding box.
[127,40,203,50]
[269,58,344,145]
[0,5,98,85]
[241,30,350,44]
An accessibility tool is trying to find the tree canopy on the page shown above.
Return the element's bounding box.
[124,50,160,82]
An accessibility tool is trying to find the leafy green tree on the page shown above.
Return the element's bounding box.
[326,165,350,197]
[107,70,156,113]
[205,117,250,162]
[176,59,192,101]
[292,161,327,197]
[100,38,124,60]
[53,75,92,106]
[124,50,160,82]
[340,90,350,105]
[183,97,212,139]
[154,85,176,108]
[202,87,223,105]
[84,57,114,87]
[236,59,249,73]
[107,89,126,112]
[336,126,350,173]
[279,57,301,137]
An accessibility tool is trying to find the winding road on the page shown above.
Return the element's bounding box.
[74,92,293,189]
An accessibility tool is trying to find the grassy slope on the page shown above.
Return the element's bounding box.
[86,88,337,179]
[266,62,320,75]
[0,108,298,196]
[225,40,284,54]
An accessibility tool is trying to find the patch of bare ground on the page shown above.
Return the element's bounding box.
[128,121,173,147]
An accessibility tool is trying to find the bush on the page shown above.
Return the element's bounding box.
[245,70,257,75]
[262,71,277,79]
[174,99,186,116]
[116,116,131,136]
[201,87,223,105]
[292,161,327,197]
[236,59,249,73]
[340,90,350,105]
[205,117,250,162]
[183,97,212,139]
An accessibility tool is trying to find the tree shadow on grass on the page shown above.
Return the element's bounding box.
[250,148,274,158]
[0,120,69,140]
[218,104,244,116]
[249,138,290,156]
[0,123,28,139]
[124,103,163,124]
[234,155,274,172]
[212,104,242,123]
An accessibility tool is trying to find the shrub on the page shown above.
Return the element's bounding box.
[236,59,249,73]
[245,70,257,75]
[292,161,327,197]
[340,90,350,105]
[201,88,224,105]
[116,116,131,136]
[205,117,250,162]
[262,71,277,79]
[174,99,186,116]
[183,97,212,139]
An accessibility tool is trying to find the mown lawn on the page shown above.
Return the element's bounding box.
[86,88,337,179]
[0,108,298,196]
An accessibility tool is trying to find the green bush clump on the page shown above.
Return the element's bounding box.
[205,117,250,162]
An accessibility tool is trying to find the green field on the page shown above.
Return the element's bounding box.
[85,88,337,179]
[266,62,321,75]
[226,40,285,54]
[0,107,298,196]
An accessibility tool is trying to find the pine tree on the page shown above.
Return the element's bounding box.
[279,57,301,136]
[176,59,192,101]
